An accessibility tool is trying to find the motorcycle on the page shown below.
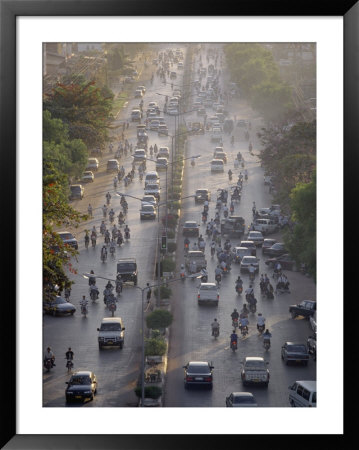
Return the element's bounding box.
[228,172,232,181]
[110,246,116,256]
[106,196,111,205]
[249,302,257,313]
[210,247,216,257]
[263,339,271,350]
[307,335,316,360]
[230,339,238,352]
[101,251,107,263]
[245,173,248,181]
[81,304,88,317]
[91,236,96,248]
[180,271,185,281]
[212,327,219,339]
[240,325,248,337]
[215,273,222,285]
[125,231,130,240]
[66,359,74,373]
[109,214,115,224]
[257,324,265,334]
[202,214,207,224]
[223,210,228,218]
[115,283,122,296]
[235,284,243,295]
[104,235,110,245]
[232,317,239,329]
[90,289,98,302]
[249,271,255,282]
[108,301,116,317]
[230,205,234,214]
[184,243,189,254]
[85,236,89,249]
[117,235,123,246]
[44,358,53,372]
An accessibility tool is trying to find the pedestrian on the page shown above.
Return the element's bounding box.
[146,283,152,303]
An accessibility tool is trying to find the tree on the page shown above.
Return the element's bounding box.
[144,337,167,356]
[146,309,173,330]
[43,80,114,148]
[43,162,88,300]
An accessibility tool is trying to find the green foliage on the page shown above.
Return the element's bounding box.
[43,79,114,148]
[144,337,167,356]
[134,385,162,399]
[167,242,177,253]
[146,309,173,330]
[162,258,176,272]
[166,230,175,239]
[154,285,172,299]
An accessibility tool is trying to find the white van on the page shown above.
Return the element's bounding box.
[253,218,278,235]
[145,171,160,186]
[289,380,316,407]
[210,159,224,172]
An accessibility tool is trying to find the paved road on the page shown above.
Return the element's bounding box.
[43,45,187,407]
[162,45,316,407]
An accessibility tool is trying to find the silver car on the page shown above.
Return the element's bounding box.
[240,256,259,272]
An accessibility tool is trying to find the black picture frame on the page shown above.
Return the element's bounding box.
[1,1,355,448]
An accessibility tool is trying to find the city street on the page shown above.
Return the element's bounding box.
[43,44,316,408]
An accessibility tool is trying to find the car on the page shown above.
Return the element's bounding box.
[265,253,296,270]
[281,342,310,366]
[247,231,264,246]
[213,146,224,157]
[183,361,214,389]
[81,171,94,183]
[221,216,246,237]
[157,147,170,159]
[149,120,160,131]
[137,85,146,94]
[141,195,157,206]
[86,158,99,171]
[289,300,316,319]
[177,62,184,69]
[262,239,277,255]
[253,218,278,235]
[106,159,119,173]
[226,392,258,407]
[240,256,259,272]
[158,124,168,135]
[57,231,78,249]
[194,189,211,203]
[156,157,168,171]
[266,242,287,257]
[134,89,143,98]
[237,119,248,128]
[213,151,227,163]
[148,101,159,109]
[133,149,146,162]
[144,171,160,186]
[182,220,200,237]
[140,203,156,220]
[131,109,142,122]
[211,128,223,144]
[197,283,219,306]
[144,183,161,200]
[116,258,137,285]
[69,184,84,200]
[232,246,251,263]
[97,317,126,349]
[65,371,97,403]
[43,296,76,316]
[289,380,316,407]
[170,71,177,79]
[239,240,256,256]
[185,251,207,271]
[241,357,270,387]
[167,106,179,115]
[210,159,224,172]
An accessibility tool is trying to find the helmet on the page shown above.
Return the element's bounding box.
[249,285,252,288]
[214,318,217,322]
[90,270,94,274]
[234,308,237,312]
[47,347,51,351]
[258,313,262,316]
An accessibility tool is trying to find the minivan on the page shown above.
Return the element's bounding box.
[106,159,119,173]
[210,159,224,172]
[289,380,316,407]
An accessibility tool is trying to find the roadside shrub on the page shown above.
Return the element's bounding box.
[170,201,181,211]
[162,258,176,272]
[154,285,172,299]
[144,337,167,356]
[167,230,175,239]
[146,309,173,329]
[167,242,177,253]
[134,385,163,399]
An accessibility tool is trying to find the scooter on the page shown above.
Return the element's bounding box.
[232,318,239,329]
[66,359,74,373]
[91,237,96,248]
[44,358,53,372]
[240,325,248,337]
[110,246,116,256]
[90,289,99,302]
[249,302,257,313]
[81,304,88,318]
[212,327,219,339]
[257,324,265,334]
[108,302,116,317]
[263,339,271,350]
[235,284,243,295]
[230,339,238,352]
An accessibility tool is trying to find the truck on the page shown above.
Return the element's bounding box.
[116,258,138,285]
[220,216,245,237]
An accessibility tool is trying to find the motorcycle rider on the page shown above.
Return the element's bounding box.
[235,276,243,292]
[118,211,125,225]
[44,347,56,367]
[100,221,106,235]
[116,274,123,294]
[106,191,111,204]
[230,329,238,347]
[88,270,96,286]
[87,203,93,217]
[210,240,216,256]
[245,284,254,301]
[231,308,239,322]
[257,313,266,331]
[239,315,249,334]
[180,264,185,278]
[109,238,116,254]
[211,318,220,336]
[184,237,190,252]
[228,169,233,180]
[65,347,74,361]
[223,203,229,217]
[248,264,256,279]
[240,303,249,318]
[109,208,115,222]
[113,176,118,188]
[230,200,234,214]
[80,295,88,310]
[90,283,99,299]
[101,245,107,261]
[124,224,130,239]
[146,283,152,302]
[84,230,90,248]
[263,329,272,345]
[102,204,108,218]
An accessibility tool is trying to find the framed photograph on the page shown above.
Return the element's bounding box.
[2,1,354,448]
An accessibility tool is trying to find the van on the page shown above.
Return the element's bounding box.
[210,159,224,172]
[253,218,278,235]
[97,317,126,349]
[106,159,119,173]
[145,171,160,186]
[289,380,316,407]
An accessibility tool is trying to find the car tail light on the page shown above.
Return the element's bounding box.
[198,295,200,299]
[186,376,193,381]
[204,377,212,382]
[217,295,219,299]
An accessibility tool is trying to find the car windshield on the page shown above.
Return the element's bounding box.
[242,257,257,263]
[245,360,265,369]
[70,376,91,385]
[196,190,208,195]
[54,297,66,305]
[185,222,197,227]
[200,285,216,290]
[287,345,307,352]
[100,323,121,331]
[233,396,256,404]
[59,233,74,240]
[188,364,210,373]
[146,185,159,190]
[71,186,81,192]
[117,263,136,271]
[142,206,154,211]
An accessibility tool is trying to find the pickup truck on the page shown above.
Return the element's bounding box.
[241,357,269,387]
[185,251,207,272]
[221,216,245,237]
[289,300,316,319]
[116,258,138,285]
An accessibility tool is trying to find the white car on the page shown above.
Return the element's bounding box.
[156,157,168,171]
[133,149,146,162]
[158,147,170,159]
[140,203,156,220]
[141,195,157,206]
[144,183,160,199]
[226,392,258,407]
[81,171,94,183]
[241,357,270,387]
[86,158,99,171]
[197,283,219,306]
[240,256,259,272]
[247,231,264,246]
[210,159,224,172]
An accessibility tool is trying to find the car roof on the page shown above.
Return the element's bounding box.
[285,342,306,346]
[199,283,217,287]
[294,380,316,390]
[245,357,265,362]
[185,220,197,224]
[71,370,93,377]
[232,392,255,398]
[188,361,210,366]
[241,241,255,245]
